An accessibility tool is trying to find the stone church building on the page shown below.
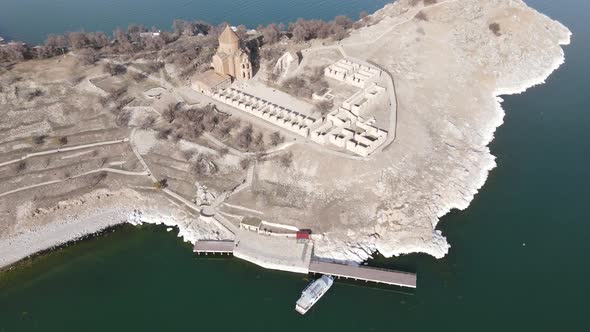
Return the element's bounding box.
[212,26,253,80]
[192,25,253,93]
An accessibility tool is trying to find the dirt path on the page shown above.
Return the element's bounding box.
[0,138,129,168]
[0,167,148,198]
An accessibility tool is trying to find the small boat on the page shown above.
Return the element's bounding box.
[295,275,334,315]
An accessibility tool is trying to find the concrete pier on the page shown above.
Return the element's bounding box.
[193,239,416,288]
[193,240,234,254]
[309,260,416,288]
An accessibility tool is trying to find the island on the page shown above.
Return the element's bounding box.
[0,0,571,275]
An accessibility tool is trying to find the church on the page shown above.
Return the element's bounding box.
[192,25,253,93]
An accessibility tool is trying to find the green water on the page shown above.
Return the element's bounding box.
[1,0,589,331]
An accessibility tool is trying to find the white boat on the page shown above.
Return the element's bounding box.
[295,275,334,315]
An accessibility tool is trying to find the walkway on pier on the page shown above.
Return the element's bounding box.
[193,240,234,254]
[309,261,417,288]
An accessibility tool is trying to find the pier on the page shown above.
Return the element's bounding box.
[309,260,416,288]
[193,240,234,255]
[193,239,416,288]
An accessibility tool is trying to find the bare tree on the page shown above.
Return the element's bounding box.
[334,16,353,29]
[253,132,264,150]
[68,31,90,50]
[162,102,180,123]
[280,151,293,168]
[0,42,28,63]
[291,25,308,43]
[140,115,156,129]
[270,131,285,146]
[261,23,281,44]
[115,110,132,127]
[237,124,254,149]
[103,62,126,75]
[157,127,172,140]
[77,48,97,65]
[240,158,251,170]
[313,100,334,115]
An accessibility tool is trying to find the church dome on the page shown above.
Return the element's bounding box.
[219,26,240,48]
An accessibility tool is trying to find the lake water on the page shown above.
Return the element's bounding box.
[0,0,390,44]
[1,0,589,331]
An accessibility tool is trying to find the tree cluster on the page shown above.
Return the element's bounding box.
[280,66,328,99]
[288,15,353,43]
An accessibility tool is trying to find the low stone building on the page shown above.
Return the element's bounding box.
[191,69,231,93]
[273,49,302,78]
[240,217,262,232]
[210,88,316,137]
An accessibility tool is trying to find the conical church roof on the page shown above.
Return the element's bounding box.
[219,25,240,45]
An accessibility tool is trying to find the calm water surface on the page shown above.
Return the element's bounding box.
[1,0,589,331]
[0,0,390,44]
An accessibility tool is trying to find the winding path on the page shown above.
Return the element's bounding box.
[0,167,148,198]
[0,138,129,168]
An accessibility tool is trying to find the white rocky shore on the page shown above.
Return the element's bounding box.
[307,0,572,262]
[0,189,231,270]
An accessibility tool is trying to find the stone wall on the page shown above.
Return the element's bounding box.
[211,88,317,137]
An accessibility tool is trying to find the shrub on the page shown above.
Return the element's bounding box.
[58,136,68,145]
[237,124,254,149]
[115,110,132,127]
[90,172,108,187]
[140,115,156,129]
[489,23,501,36]
[103,63,127,76]
[240,158,251,170]
[313,100,334,116]
[415,11,428,21]
[270,131,285,146]
[281,76,312,99]
[77,48,97,66]
[154,179,168,189]
[219,147,229,156]
[15,161,27,174]
[190,155,217,176]
[26,89,44,101]
[260,23,282,44]
[110,86,128,100]
[146,61,164,73]
[162,102,180,123]
[280,152,293,168]
[157,127,172,140]
[131,71,148,82]
[253,132,264,150]
[32,135,47,145]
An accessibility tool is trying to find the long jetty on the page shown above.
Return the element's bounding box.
[193,240,417,288]
[309,260,416,288]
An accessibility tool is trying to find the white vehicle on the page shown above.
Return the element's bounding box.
[295,275,334,315]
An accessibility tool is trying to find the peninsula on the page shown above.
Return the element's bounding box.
[0,0,571,272]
